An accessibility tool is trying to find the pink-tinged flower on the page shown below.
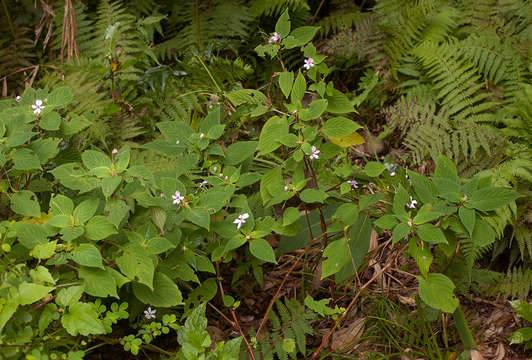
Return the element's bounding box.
[308,145,320,160]
[32,99,45,114]
[112,149,118,155]
[233,213,249,229]
[303,58,315,70]
[144,307,156,320]
[268,32,280,44]
[160,193,165,199]
[200,133,205,139]
[172,190,185,205]
[284,185,290,191]
[347,180,358,189]
[15,96,21,102]
[198,180,208,189]
[406,196,417,209]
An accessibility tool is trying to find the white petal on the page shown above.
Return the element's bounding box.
[241,213,249,219]
[35,99,42,106]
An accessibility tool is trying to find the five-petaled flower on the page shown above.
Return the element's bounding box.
[233,213,249,230]
[172,190,185,205]
[308,145,320,160]
[198,180,209,189]
[32,99,45,115]
[303,58,315,70]
[406,196,417,209]
[268,32,280,44]
[15,96,21,102]
[144,307,156,320]
[347,180,358,189]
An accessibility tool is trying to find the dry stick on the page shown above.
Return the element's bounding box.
[256,231,327,338]
[215,262,257,360]
[207,302,235,328]
[308,261,393,360]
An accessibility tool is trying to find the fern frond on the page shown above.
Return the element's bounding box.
[250,0,309,16]
[0,26,36,95]
[490,266,532,298]
[317,1,361,37]
[51,2,94,56]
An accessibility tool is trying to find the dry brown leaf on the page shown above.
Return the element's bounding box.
[397,294,416,306]
[494,342,505,360]
[470,350,484,360]
[331,317,365,351]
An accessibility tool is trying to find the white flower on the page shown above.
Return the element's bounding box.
[303,58,315,70]
[268,32,280,44]
[384,162,396,176]
[406,196,417,209]
[176,140,180,145]
[308,145,320,160]
[233,213,249,230]
[15,96,21,102]
[160,193,165,199]
[172,190,185,205]
[198,180,209,189]
[112,148,118,155]
[213,166,218,172]
[31,99,45,115]
[144,307,156,320]
[200,133,205,139]
[347,180,358,189]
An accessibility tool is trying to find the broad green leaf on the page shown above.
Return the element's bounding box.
[17,283,54,305]
[56,286,84,307]
[375,215,398,230]
[38,304,59,336]
[73,198,99,224]
[102,176,122,197]
[465,187,521,211]
[321,239,349,279]
[283,207,300,226]
[304,295,343,316]
[225,141,257,165]
[39,111,61,130]
[508,327,532,345]
[279,71,294,99]
[392,223,410,244]
[11,190,41,217]
[14,222,47,249]
[283,26,320,49]
[364,161,386,177]
[290,71,306,105]
[48,86,73,107]
[393,185,410,219]
[249,238,276,263]
[184,208,210,230]
[0,297,18,334]
[333,203,359,226]
[413,204,442,225]
[78,267,118,298]
[275,9,290,38]
[225,89,267,106]
[85,216,116,241]
[29,137,60,163]
[132,272,183,307]
[157,121,194,145]
[32,241,57,259]
[300,189,328,203]
[61,302,106,336]
[471,218,495,247]
[300,99,328,121]
[329,131,365,148]
[82,150,111,170]
[325,86,353,113]
[417,273,459,313]
[146,237,175,254]
[71,244,104,268]
[50,194,74,216]
[116,243,155,289]
[225,235,247,252]
[407,170,438,204]
[417,223,447,244]
[433,177,461,202]
[434,155,460,185]
[30,266,55,285]
[12,148,42,170]
[510,300,532,323]
[258,116,288,155]
[458,207,476,236]
[322,117,362,138]
[61,113,91,135]
[51,163,99,193]
[409,238,432,278]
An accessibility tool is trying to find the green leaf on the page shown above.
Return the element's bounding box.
[73,198,99,224]
[434,155,460,185]
[146,237,175,254]
[184,208,210,230]
[102,176,122,197]
[17,283,54,305]
[56,286,84,307]
[334,203,359,226]
[417,273,459,313]
[471,218,495,247]
[40,111,61,131]
[508,327,532,345]
[225,235,247,252]
[300,189,328,203]
[458,207,476,236]
[82,150,111,170]
[32,241,57,259]
[392,223,410,244]
[300,99,328,121]
[249,238,276,263]
[510,300,532,323]
[61,113,91,135]
[291,71,306,105]
[322,117,362,138]
[417,223,447,244]
[335,214,372,283]
[225,141,257,165]
[71,244,104,268]
[325,85,354,113]
[38,303,59,336]
[364,162,386,177]
[283,26,320,49]
[85,216,117,241]
[375,215,398,230]
[48,86,73,107]
[116,243,155,289]
[50,194,74,216]
[407,170,438,204]
[283,207,300,226]
[78,267,118,298]
[466,187,521,211]
[61,302,106,336]
[11,190,41,217]
[433,177,461,202]
[279,71,294,99]
[51,163,99,193]
[321,239,349,278]
[30,266,55,285]
[393,185,410,219]
[304,295,343,316]
[409,238,432,278]
[258,116,288,155]
[132,272,183,307]
[12,148,42,170]
[275,9,290,38]
[29,138,60,163]
[14,223,47,249]
[413,204,442,225]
